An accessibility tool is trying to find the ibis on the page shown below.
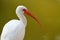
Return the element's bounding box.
[1,5,42,40]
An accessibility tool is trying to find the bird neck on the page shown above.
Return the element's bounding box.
[16,13,27,26]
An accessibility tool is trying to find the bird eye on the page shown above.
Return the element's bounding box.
[23,9,27,13]
[23,9,26,11]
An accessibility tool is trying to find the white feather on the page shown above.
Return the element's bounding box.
[1,5,27,40]
[1,20,25,40]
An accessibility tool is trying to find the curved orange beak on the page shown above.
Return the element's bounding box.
[23,9,42,27]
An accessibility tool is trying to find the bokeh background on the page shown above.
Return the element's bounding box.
[0,0,60,40]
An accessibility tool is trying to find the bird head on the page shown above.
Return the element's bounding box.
[16,5,42,27]
[16,5,27,15]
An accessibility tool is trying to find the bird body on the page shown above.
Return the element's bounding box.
[1,20,26,40]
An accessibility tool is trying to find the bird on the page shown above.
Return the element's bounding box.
[1,5,42,40]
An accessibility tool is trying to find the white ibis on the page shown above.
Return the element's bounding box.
[1,5,42,40]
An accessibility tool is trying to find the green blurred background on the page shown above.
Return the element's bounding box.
[0,0,60,40]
